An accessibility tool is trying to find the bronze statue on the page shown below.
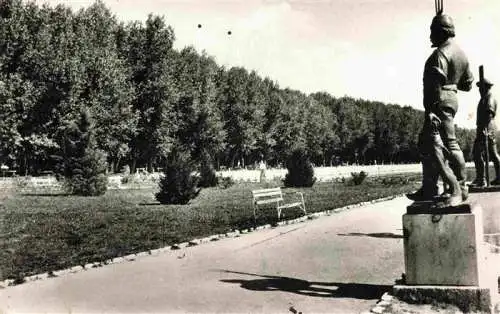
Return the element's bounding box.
[471,75,500,186]
[407,2,474,206]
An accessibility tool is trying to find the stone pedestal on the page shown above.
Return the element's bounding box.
[396,201,494,312]
[393,285,492,313]
[469,185,500,193]
[403,202,484,286]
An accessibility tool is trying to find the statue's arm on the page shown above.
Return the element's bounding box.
[429,66,447,85]
[458,62,474,92]
[423,51,447,112]
[432,50,448,86]
[488,96,497,120]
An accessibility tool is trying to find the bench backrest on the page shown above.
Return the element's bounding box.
[252,187,282,203]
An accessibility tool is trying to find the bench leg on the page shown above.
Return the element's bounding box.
[299,194,307,216]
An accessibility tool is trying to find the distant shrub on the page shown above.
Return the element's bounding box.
[68,149,108,196]
[198,159,218,188]
[350,171,368,186]
[283,148,316,188]
[217,175,235,189]
[54,110,108,196]
[378,175,415,185]
[155,151,200,205]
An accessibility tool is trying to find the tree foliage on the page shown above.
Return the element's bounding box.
[155,150,200,204]
[283,147,316,188]
[55,109,108,196]
[0,0,477,177]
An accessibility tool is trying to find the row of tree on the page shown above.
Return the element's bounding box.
[0,0,477,176]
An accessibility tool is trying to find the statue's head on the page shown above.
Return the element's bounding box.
[477,78,494,94]
[430,14,455,47]
[431,14,455,47]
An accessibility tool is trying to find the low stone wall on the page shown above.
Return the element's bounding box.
[0,177,63,193]
[217,162,475,183]
[0,162,475,192]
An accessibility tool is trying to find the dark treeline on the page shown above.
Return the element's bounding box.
[0,0,476,175]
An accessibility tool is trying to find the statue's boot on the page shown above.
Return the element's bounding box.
[491,162,500,185]
[471,178,487,187]
[472,157,485,186]
[439,184,451,198]
[406,187,438,201]
[407,156,438,201]
[445,193,463,207]
[438,178,463,206]
[440,191,450,198]
[460,180,468,201]
[447,148,467,198]
[491,178,500,185]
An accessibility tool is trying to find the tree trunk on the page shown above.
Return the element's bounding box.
[109,160,115,174]
[230,154,236,169]
[24,154,28,176]
[130,158,137,174]
[115,156,122,173]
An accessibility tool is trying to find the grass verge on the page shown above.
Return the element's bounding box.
[0,174,420,281]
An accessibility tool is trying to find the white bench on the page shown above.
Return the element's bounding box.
[252,187,306,219]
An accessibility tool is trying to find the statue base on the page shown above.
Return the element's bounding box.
[398,201,499,312]
[392,284,492,313]
[406,200,471,214]
[404,201,484,285]
[469,185,500,193]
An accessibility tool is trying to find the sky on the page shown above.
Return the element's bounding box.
[32,0,500,128]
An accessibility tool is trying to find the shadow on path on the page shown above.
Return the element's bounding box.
[219,270,390,300]
[337,232,403,239]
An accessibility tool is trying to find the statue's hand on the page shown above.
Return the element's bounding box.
[428,112,441,130]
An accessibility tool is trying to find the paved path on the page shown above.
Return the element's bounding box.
[0,193,498,314]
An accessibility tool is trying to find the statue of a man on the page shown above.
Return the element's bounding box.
[471,78,500,186]
[407,13,474,206]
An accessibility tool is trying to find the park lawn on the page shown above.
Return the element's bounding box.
[0,176,420,281]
